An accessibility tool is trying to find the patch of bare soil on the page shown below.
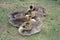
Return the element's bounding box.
[0,26,7,33]
[0,2,17,8]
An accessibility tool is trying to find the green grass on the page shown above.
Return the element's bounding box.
[0,0,60,40]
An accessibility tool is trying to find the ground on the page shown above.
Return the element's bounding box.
[0,0,60,40]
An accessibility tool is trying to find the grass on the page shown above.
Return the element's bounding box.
[0,0,60,40]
